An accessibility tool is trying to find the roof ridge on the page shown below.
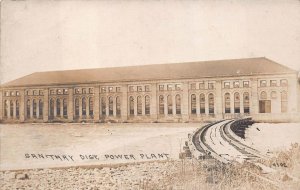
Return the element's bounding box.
[35,57,267,73]
[1,57,296,88]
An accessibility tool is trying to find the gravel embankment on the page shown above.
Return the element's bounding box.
[0,161,182,190]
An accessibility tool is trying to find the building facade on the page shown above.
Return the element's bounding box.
[0,57,299,123]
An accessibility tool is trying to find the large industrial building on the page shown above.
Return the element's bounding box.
[0,57,299,123]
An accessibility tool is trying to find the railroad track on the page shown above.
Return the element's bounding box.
[189,118,279,187]
[190,118,270,165]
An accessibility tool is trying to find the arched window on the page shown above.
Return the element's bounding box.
[4,100,8,117]
[281,91,287,113]
[27,99,31,119]
[159,95,164,115]
[109,97,113,116]
[56,99,61,117]
[129,96,134,115]
[175,95,181,115]
[116,97,121,116]
[271,91,277,99]
[243,92,250,113]
[260,91,267,99]
[75,98,79,117]
[234,93,240,113]
[137,96,142,115]
[224,93,231,113]
[208,93,214,114]
[82,98,86,116]
[33,99,37,118]
[200,94,205,114]
[49,99,54,118]
[101,97,106,116]
[16,100,20,118]
[167,95,173,115]
[63,99,68,117]
[191,94,196,114]
[89,97,93,116]
[39,100,43,119]
[145,96,150,115]
[10,100,14,117]
[259,91,271,113]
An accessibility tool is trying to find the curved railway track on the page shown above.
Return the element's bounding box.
[189,118,280,188]
[191,118,270,165]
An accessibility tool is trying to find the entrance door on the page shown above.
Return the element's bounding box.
[259,100,271,113]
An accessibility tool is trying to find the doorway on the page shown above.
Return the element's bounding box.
[259,100,271,113]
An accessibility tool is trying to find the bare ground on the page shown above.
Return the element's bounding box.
[1,122,300,190]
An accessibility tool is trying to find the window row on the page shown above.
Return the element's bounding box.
[267,91,288,99]
[101,97,121,116]
[4,91,20,97]
[26,99,44,119]
[3,91,289,119]
[5,98,45,119]
[129,96,151,115]
[3,100,20,118]
[128,85,150,92]
[190,94,215,114]
[190,82,215,90]
[223,81,249,89]
[101,86,121,93]
[49,98,69,118]
[224,92,250,114]
[260,91,287,100]
[259,91,287,113]
[25,90,44,96]
[74,88,93,94]
[157,95,181,115]
[49,89,68,95]
[260,79,287,87]
[73,97,94,118]
[49,98,95,118]
[158,84,181,91]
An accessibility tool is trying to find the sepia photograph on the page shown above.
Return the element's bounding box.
[0,0,300,189]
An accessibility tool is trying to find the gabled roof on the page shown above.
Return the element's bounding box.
[1,57,296,88]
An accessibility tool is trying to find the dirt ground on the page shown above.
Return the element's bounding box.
[0,123,201,170]
[1,122,300,190]
[245,122,300,153]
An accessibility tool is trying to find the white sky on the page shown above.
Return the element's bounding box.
[1,0,300,84]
